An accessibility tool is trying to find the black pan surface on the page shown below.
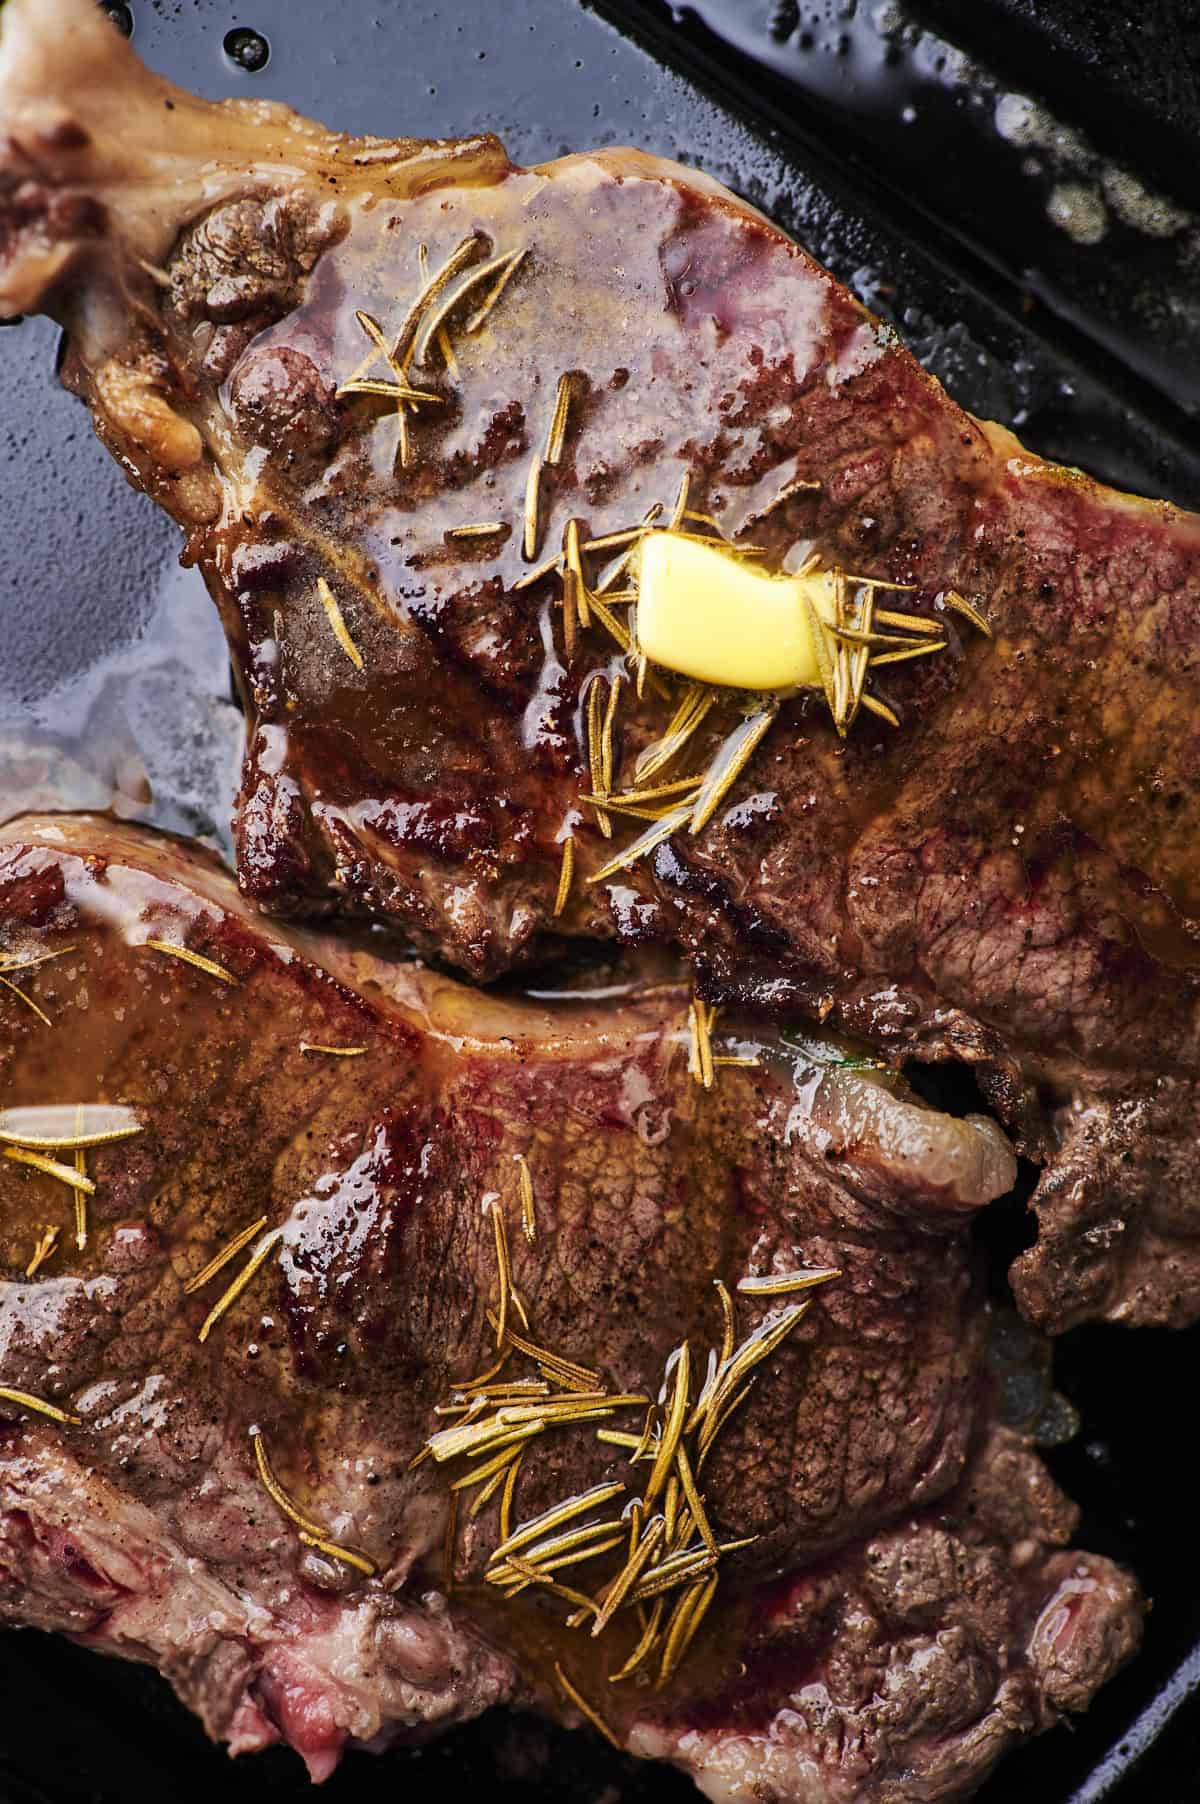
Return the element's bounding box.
[0,3,1198,1799]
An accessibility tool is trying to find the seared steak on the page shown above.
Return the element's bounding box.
[632,1426,1141,1804]
[0,815,1138,1796]
[2,0,1197,1332]
[2,0,1190,1342]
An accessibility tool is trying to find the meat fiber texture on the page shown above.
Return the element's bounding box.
[0,815,1139,1798]
[3,0,1198,1333]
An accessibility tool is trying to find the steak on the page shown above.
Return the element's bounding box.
[633,1427,1142,1804]
[0,815,1138,1797]
[2,0,1197,1333]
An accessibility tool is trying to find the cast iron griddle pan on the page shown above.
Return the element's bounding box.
[0,1,1198,1798]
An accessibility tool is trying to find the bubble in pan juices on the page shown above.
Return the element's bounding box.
[99,0,134,34]
[224,27,271,73]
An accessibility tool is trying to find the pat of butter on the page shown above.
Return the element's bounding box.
[636,531,836,691]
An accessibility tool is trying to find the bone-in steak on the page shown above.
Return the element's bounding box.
[2,0,1196,1332]
[0,815,1138,1798]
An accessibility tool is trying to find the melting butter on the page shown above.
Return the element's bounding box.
[636,532,837,691]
